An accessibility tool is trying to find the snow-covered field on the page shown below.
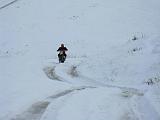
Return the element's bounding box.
[0,0,160,120]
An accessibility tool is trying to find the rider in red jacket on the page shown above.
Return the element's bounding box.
[57,44,68,58]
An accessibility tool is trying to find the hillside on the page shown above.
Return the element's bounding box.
[0,0,160,120]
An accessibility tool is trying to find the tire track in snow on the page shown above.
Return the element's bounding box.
[81,74,144,97]
[67,65,79,77]
[86,76,144,97]
[43,66,72,84]
[43,64,144,97]
[0,0,19,10]
[67,66,144,97]
[11,86,96,120]
[67,66,146,120]
[42,63,145,120]
[43,66,61,81]
[47,86,96,100]
[11,101,50,120]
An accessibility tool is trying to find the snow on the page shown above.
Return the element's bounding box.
[0,0,160,120]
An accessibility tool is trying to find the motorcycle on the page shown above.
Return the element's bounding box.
[58,51,66,63]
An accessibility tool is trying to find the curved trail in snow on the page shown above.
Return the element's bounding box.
[43,62,144,97]
[12,59,160,120]
[11,86,96,120]
[40,62,146,120]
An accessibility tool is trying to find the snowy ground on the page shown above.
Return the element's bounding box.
[0,0,160,120]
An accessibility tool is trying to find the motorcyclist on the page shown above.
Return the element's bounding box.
[57,44,68,59]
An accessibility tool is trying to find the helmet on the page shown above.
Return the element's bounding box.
[61,44,64,47]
